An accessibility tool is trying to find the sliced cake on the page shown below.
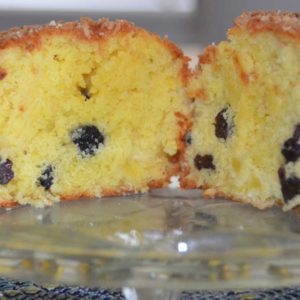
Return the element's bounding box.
[182,11,300,210]
[0,18,190,206]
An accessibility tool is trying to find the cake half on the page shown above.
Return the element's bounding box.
[182,11,300,210]
[0,18,190,206]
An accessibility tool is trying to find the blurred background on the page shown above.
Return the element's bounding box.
[0,0,298,54]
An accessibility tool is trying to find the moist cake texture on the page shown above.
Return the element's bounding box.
[183,11,300,210]
[0,18,190,206]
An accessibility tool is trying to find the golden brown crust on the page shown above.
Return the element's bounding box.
[0,18,135,50]
[199,45,217,65]
[0,185,278,209]
[147,179,165,190]
[0,18,189,86]
[187,47,217,99]
[230,11,300,40]
[0,185,157,207]
[0,163,181,206]
[161,38,190,86]
[0,201,19,208]
[190,11,300,99]
[61,186,138,200]
[180,177,197,189]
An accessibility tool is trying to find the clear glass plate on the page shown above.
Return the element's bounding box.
[0,188,300,297]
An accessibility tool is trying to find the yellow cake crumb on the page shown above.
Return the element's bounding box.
[0,18,190,206]
[183,11,300,210]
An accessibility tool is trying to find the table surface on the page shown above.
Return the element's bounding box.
[0,277,300,299]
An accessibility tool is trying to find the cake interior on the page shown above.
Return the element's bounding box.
[0,30,189,205]
[186,29,300,209]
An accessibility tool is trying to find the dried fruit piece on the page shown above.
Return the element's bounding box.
[215,108,231,140]
[194,154,215,170]
[71,125,105,157]
[0,159,14,185]
[293,124,300,139]
[282,124,300,162]
[278,167,300,203]
[38,165,54,190]
[282,138,300,162]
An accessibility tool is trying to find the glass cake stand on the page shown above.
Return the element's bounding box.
[0,188,300,299]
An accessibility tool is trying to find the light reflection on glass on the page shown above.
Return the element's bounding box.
[177,241,188,253]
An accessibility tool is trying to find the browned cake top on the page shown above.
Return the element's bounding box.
[0,18,184,59]
[0,18,134,48]
[0,17,152,47]
[232,10,300,39]
[0,17,189,84]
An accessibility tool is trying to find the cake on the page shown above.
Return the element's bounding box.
[0,18,190,207]
[182,11,300,210]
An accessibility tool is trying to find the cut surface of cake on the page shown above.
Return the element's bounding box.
[0,18,190,207]
[182,11,300,210]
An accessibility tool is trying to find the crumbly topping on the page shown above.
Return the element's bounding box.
[0,18,136,49]
[233,11,300,38]
[0,16,189,85]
